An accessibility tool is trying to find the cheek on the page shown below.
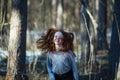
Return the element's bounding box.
[53,38,58,43]
[60,39,63,43]
[53,38,55,43]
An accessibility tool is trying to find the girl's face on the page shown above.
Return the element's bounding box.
[53,31,64,45]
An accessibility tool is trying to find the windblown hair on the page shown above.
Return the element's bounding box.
[36,28,74,53]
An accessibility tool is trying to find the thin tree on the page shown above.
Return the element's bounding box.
[1,0,9,49]
[56,0,63,29]
[75,0,80,30]
[108,0,120,80]
[80,0,90,74]
[6,0,27,80]
[52,0,57,28]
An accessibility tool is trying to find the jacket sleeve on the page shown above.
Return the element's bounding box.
[69,50,79,80]
[46,52,55,80]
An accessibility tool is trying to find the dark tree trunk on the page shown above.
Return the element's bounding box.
[6,0,28,80]
[108,0,120,80]
[97,0,108,50]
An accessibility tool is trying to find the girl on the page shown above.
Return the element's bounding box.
[36,28,78,80]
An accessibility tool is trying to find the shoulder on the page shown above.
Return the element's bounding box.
[47,51,53,57]
[67,50,75,58]
[68,50,74,55]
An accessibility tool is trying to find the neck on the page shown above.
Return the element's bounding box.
[55,44,63,51]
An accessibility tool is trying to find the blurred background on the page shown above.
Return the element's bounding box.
[0,0,120,80]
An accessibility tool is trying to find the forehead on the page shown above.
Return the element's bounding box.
[54,31,63,37]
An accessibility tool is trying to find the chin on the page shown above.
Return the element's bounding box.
[54,42,58,44]
[55,43,60,45]
[55,43,59,45]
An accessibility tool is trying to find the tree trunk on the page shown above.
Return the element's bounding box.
[75,0,80,30]
[6,0,28,80]
[1,0,9,48]
[97,0,108,50]
[108,0,120,80]
[117,63,120,79]
[52,0,57,28]
[56,0,63,29]
[80,0,90,74]
[41,0,46,29]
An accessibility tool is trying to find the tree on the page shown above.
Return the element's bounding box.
[75,0,80,30]
[1,0,9,49]
[6,0,28,80]
[97,0,108,50]
[80,0,90,74]
[117,63,120,79]
[51,0,57,28]
[56,0,63,29]
[108,0,120,80]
